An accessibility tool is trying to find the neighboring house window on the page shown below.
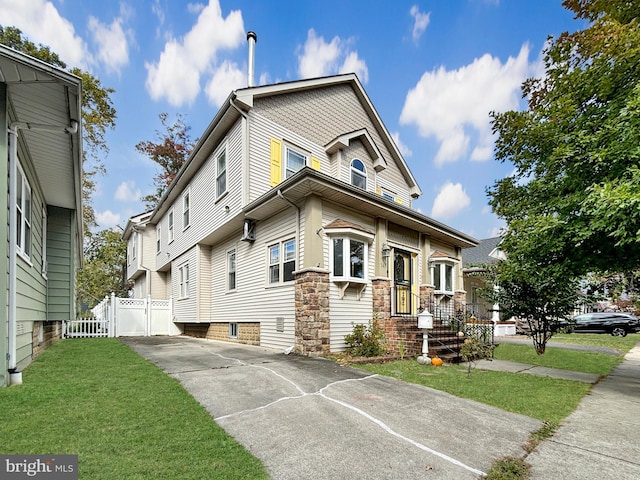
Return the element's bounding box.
[183,191,190,229]
[41,205,47,275]
[168,209,174,243]
[16,163,32,259]
[331,237,367,281]
[228,249,236,290]
[432,262,454,294]
[229,322,238,339]
[156,226,161,253]
[285,146,307,179]
[350,159,367,190]
[268,239,296,284]
[179,263,190,298]
[216,149,227,198]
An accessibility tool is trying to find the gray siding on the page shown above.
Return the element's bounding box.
[172,246,198,322]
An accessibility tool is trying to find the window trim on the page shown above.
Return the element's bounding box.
[284,145,308,179]
[267,238,296,285]
[216,147,227,199]
[325,227,373,284]
[15,162,32,261]
[350,158,367,190]
[178,263,190,299]
[156,225,161,254]
[182,190,190,231]
[431,260,456,294]
[168,209,174,243]
[227,249,237,291]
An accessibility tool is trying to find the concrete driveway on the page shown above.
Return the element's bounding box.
[121,336,541,480]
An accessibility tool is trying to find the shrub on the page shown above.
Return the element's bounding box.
[344,319,386,357]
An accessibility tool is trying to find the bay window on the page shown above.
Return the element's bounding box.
[432,262,455,294]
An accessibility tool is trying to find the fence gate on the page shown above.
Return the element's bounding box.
[116,298,147,336]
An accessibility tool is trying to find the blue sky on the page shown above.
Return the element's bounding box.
[0,0,583,240]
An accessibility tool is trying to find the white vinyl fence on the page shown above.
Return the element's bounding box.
[64,294,177,338]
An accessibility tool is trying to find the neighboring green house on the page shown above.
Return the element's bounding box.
[0,45,83,386]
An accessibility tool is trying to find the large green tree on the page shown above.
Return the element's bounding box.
[486,0,640,351]
[136,112,196,210]
[0,26,116,234]
[76,228,129,311]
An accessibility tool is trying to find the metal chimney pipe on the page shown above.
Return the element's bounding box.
[247,31,257,87]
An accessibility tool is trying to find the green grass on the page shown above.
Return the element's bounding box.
[493,343,622,375]
[550,332,640,353]
[357,360,590,423]
[0,339,269,480]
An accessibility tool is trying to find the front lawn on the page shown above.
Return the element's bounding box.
[0,339,269,480]
[549,332,640,353]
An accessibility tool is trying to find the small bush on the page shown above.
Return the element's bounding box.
[460,337,495,377]
[344,320,386,357]
[486,456,530,480]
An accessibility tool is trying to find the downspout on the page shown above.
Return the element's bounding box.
[230,96,250,206]
[7,125,19,383]
[277,190,301,268]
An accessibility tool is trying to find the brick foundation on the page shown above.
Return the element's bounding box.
[32,321,62,359]
[295,269,330,356]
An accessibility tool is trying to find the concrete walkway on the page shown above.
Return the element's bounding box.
[469,358,600,384]
[526,344,640,479]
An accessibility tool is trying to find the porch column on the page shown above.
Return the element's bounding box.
[303,194,323,269]
[374,218,389,278]
[294,268,330,356]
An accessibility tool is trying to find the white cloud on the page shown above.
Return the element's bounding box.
[88,13,131,75]
[400,44,531,165]
[145,0,245,106]
[298,29,369,83]
[391,131,412,157]
[431,182,471,219]
[205,60,245,107]
[115,181,141,202]
[96,210,121,228]
[410,5,430,43]
[0,0,93,69]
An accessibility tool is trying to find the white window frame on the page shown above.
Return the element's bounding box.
[431,261,455,294]
[216,148,227,199]
[227,249,236,291]
[182,190,190,230]
[229,322,238,339]
[327,231,372,284]
[131,231,137,261]
[268,238,296,285]
[41,205,47,276]
[284,145,308,179]
[168,209,174,243]
[156,225,161,254]
[350,159,367,190]
[16,162,32,261]
[179,263,190,299]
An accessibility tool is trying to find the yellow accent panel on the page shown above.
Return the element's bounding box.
[396,197,403,204]
[376,187,381,195]
[311,156,321,171]
[270,138,282,187]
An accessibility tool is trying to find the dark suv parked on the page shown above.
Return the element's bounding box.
[568,312,640,337]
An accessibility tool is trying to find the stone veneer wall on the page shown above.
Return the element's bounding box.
[207,322,260,346]
[32,321,62,359]
[295,269,330,356]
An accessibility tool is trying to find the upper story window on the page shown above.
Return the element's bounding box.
[131,231,137,261]
[285,146,307,179]
[268,239,296,284]
[350,159,367,190]
[179,263,190,298]
[183,191,190,230]
[16,163,32,260]
[216,149,227,198]
[432,262,454,294]
[168,209,174,243]
[228,249,236,291]
[156,225,161,253]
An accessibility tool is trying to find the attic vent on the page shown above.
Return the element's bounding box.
[276,317,284,333]
[241,219,256,242]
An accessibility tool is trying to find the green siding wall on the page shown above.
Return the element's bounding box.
[47,206,75,320]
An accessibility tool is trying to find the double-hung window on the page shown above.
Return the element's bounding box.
[228,249,236,290]
[168,209,174,243]
[285,146,307,178]
[179,263,190,298]
[16,163,32,259]
[216,149,227,198]
[350,159,367,190]
[183,191,190,229]
[268,239,296,284]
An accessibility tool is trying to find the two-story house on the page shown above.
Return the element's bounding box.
[1,45,83,386]
[126,69,477,356]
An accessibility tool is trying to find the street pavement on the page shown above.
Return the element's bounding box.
[121,336,540,480]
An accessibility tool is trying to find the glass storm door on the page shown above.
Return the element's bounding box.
[394,250,412,314]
